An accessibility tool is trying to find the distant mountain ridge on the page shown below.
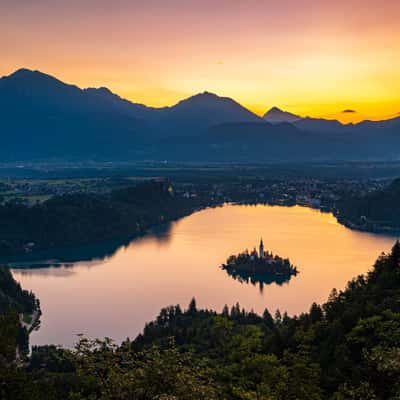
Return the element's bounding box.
[263,107,301,124]
[0,68,399,162]
[150,91,262,137]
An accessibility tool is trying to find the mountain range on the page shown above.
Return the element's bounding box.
[0,68,399,162]
[263,107,301,124]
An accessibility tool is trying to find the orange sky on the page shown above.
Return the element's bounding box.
[1,0,400,123]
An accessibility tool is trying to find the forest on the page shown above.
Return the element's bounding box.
[1,242,400,399]
[0,180,207,257]
[336,178,400,231]
[0,267,38,364]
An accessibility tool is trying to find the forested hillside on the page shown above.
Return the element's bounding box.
[0,268,38,364]
[0,268,36,314]
[337,178,400,231]
[0,180,206,257]
[2,242,400,399]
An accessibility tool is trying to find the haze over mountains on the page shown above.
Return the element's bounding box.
[0,68,399,162]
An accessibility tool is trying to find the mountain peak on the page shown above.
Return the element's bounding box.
[269,106,283,112]
[1,68,70,91]
[96,86,113,95]
[9,68,34,77]
[84,86,114,96]
[183,91,221,102]
[165,90,261,126]
[174,91,242,109]
[6,68,53,80]
[201,90,217,96]
[263,106,301,124]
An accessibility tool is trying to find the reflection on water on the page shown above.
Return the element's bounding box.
[5,221,175,271]
[222,269,294,293]
[12,204,396,348]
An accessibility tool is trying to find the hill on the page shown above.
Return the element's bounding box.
[0,180,209,257]
[293,116,351,133]
[2,242,400,398]
[131,242,400,399]
[0,268,38,363]
[0,268,36,314]
[263,106,301,124]
[336,178,400,231]
[155,91,262,136]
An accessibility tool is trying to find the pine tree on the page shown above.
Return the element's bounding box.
[222,305,229,317]
[391,240,400,266]
[263,308,274,328]
[188,298,197,315]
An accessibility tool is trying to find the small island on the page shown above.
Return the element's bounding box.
[221,239,298,288]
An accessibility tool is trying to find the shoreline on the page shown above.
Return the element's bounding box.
[1,202,222,267]
[15,306,41,364]
[3,201,399,268]
[20,307,41,334]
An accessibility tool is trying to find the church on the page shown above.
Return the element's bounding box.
[250,238,268,260]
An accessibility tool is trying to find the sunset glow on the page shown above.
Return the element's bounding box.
[1,0,400,122]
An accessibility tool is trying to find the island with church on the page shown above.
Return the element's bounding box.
[221,239,298,287]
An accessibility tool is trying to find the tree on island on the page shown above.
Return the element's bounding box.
[221,239,298,287]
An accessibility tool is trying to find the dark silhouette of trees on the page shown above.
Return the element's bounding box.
[336,178,400,231]
[2,242,400,398]
[0,181,206,257]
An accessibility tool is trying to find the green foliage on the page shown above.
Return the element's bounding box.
[132,242,400,399]
[2,242,400,399]
[0,309,20,364]
[0,267,36,313]
[0,267,38,364]
[69,337,218,400]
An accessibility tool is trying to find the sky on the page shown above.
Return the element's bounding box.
[1,0,400,123]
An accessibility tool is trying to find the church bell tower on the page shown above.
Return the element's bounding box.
[259,238,264,258]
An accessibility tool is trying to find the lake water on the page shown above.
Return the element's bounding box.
[12,204,396,348]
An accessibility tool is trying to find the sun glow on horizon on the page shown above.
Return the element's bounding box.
[1,0,399,123]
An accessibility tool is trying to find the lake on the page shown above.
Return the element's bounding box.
[12,204,396,348]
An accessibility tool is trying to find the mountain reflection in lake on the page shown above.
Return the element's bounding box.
[11,204,396,348]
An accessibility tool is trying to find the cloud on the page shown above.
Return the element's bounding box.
[341,109,357,113]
